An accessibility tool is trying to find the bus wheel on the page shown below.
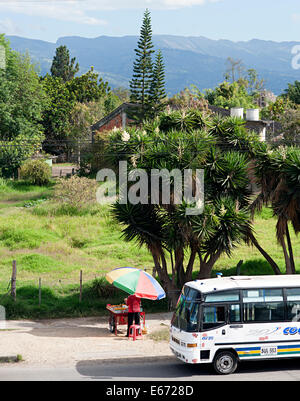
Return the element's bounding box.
[213,351,238,375]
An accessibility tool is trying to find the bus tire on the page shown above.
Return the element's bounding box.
[213,351,238,375]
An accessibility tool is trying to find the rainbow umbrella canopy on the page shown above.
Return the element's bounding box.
[106,267,166,300]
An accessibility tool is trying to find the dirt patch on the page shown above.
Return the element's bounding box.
[0,313,173,368]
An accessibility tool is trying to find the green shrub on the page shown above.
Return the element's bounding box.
[0,227,58,250]
[91,277,118,299]
[17,254,59,273]
[20,160,52,186]
[0,178,10,192]
[54,176,98,210]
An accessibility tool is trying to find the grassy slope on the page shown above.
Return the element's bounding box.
[0,179,299,319]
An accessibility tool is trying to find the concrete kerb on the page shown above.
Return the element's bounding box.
[77,355,174,365]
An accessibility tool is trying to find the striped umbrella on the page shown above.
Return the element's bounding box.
[106,267,166,300]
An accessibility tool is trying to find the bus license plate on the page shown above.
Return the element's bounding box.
[260,346,277,356]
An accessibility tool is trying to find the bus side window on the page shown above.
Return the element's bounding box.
[202,306,226,330]
[229,304,241,323]
[288,304,300,322]
[286,288,300,322]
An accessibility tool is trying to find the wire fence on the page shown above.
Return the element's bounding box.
[0,261,180,313]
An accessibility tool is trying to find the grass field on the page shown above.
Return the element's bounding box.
[0,177,299,319]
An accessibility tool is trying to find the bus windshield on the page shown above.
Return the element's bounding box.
[171,286,201,332]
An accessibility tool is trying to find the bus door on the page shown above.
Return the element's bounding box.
[201,303,243,344]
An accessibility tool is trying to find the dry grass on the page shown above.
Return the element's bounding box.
[149,325,170,342]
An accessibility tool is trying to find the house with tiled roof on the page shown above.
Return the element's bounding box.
[91,102,280,143]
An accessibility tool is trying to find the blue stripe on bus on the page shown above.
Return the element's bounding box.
[236,347,261,352]
[278,344,300,350]
[235,344,300,358]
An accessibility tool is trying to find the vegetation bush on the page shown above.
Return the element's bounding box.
[16,254,59,273]
[0,227,58,250]
[54,176,98,210]
[32,202,103,217]
[0,177,10,192]
[91,277,118,299]
[20,159,52,186]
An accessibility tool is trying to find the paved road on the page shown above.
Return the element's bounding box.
[1,357,300,381]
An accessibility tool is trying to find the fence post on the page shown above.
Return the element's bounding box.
[79,270,83,303]
[236,260,243,276]
[39,278,42,306]
[11,261,17,301]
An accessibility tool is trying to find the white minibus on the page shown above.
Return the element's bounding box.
[170,275,300,374]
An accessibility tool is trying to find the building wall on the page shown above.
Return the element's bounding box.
[97,112,123,133]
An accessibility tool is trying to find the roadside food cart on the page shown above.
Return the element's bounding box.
[106,304,145,336]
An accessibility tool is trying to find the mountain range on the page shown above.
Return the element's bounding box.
[6,34,300,96]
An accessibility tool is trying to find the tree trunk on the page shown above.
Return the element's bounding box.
[185,247,197,282]
[280,236,293,275]
[198,251,222,279]
[175,248,185,288]
[286,224,296,274]
[198,262,212,280]
[151,251,179,307]
[248,232,281,275]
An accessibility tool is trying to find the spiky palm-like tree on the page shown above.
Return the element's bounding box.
[220,113,300,275]
[208,114,283,275]
[107,111,254,304]
[252,147,300,274]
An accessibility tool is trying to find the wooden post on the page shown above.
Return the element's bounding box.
[79,270,82,303]
[11,261,17,301]
[39,278,42,306]
[236,260,243,276]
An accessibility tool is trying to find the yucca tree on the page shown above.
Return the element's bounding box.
[252,147,300,274]
[220,114,300,275]
[107,111,254,304]
[209,114,282,275]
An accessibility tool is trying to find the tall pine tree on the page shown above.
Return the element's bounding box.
[129,9,155,121]
[51,45,79,83]
[149,50,166,117]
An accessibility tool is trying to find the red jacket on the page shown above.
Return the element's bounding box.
[126,295,141,313]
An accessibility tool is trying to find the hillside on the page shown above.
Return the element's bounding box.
[0,178,293,319]
[7,34,300,95]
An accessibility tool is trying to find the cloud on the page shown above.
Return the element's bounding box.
[0,0,221,13]
[0,1,107,26]
[0,17,22,34]
[292,13,300,23]
[0,0,222,29]
[160,0,219,8]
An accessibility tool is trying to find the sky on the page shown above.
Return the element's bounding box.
[0,0,300,43]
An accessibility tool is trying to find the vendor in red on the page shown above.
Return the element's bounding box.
[125,295,141,337]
